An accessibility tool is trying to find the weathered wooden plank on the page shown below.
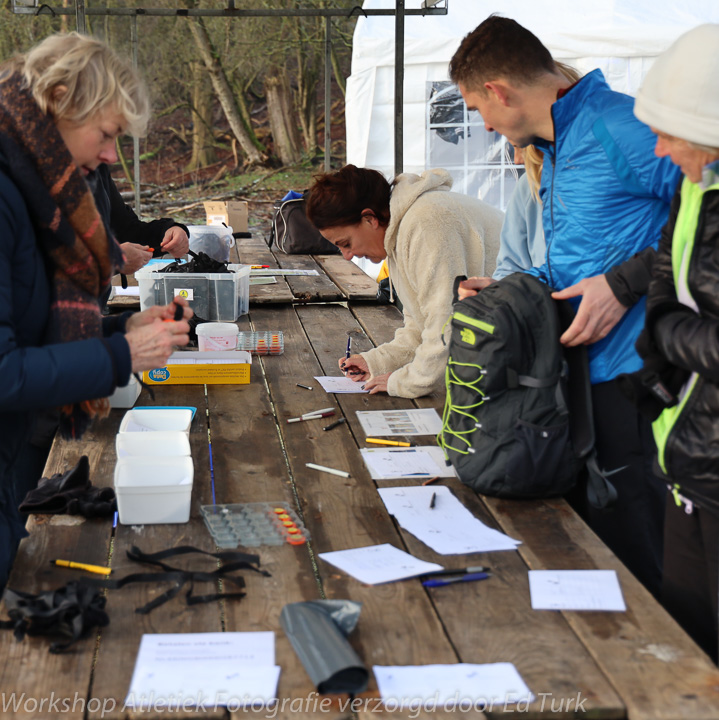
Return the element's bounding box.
[483,496,719,720]
[251,304,486,719]
[314,255,379,301]
[207,360,344,720]
[88,385,227,720]
[275,254,343,303]
[0,412,122,720]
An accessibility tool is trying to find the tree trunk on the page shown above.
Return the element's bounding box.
[186,61,217,171]
[188,18,266,166]
[265,73,303,165]
[294,21,320,154]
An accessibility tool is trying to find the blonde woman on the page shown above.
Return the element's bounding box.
[0,33,192,587]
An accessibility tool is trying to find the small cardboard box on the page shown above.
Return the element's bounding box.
[204,201,248,233]
[143,350,252,385]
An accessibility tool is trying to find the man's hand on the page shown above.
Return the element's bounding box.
[457,276,494,301]
[160,226,190,258]
[552,274,628,346]
[365,372,390,394]
[119,242,153,274]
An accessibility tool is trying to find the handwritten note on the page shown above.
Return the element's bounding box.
[360,447,454,480]
[378,486,521,555]
[528,570,626,611]
[373,662,533,707]
[318,544,443,585]
[314,376,369,393]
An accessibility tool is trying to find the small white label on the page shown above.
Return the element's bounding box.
[173,288,194,301]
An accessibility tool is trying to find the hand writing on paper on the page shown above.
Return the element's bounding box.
[365,372,390,394]
[339,353,370,381]
[551,274,628,346]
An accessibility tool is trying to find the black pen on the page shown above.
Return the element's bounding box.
[420,565,490,578]
[323,417,346,431]
[429,492,436,509]
[341,336,351,373]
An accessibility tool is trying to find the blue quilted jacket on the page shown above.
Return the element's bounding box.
[529,70,681,384]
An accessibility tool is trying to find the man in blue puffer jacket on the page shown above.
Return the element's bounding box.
[450,15,681,597]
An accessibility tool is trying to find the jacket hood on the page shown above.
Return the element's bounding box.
[384,169,453,255]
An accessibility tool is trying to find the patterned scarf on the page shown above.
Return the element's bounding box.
[0,68,123,438]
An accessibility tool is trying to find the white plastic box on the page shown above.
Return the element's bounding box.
[116,431,191,458]
[196,322,239,351]
[134,263,250,321]
[114,456,194,525]
[109,374,142,408]
[119,408,193,436]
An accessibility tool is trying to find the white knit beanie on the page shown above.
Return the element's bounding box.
[634,24,719,148]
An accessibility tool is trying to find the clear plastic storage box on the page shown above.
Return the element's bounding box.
[135,263,250,321]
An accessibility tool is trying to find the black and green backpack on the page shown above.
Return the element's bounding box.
[438,272,616,508]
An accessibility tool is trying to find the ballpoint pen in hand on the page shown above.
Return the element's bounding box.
[342,336,351,372]
[422,572,490,588]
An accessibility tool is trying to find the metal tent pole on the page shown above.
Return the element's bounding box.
[393,0,404,176]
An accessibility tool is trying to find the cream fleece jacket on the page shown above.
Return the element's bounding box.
[361,169,503,398]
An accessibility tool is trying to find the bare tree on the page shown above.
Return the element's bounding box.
[188,17,267,166]
[265,70,303,164]
[186,60,217,171]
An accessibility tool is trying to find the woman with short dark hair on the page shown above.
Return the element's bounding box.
[307,164,503,398]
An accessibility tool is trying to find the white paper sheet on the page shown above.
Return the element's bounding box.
[125,632,280,708]
[373,663,533,708]
[318,543,443,585]
[111,286,141,297]
[528,570,627,611]
[378,486,521,555]
[360,447,455,480]
[314,376,369,393]
[356,408,443,436]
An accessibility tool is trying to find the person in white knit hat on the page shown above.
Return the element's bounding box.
[633,23,719,661]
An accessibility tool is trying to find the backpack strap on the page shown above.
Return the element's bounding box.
[452,275,467,304]
[554,297,617,509]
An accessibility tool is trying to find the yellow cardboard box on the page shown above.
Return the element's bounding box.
[204,201,249,233]
[143,351,251,385]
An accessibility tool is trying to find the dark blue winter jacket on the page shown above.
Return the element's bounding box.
[0,166,131,584]
[529,70,681,384]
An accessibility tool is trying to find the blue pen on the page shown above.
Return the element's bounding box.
[422,572,490,588]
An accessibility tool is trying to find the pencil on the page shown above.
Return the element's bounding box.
[305,462,350,478]
[421,476,440,486]
[365,438,414,447]
[52,559,112,575]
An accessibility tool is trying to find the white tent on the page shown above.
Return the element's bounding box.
[346,0,719,201]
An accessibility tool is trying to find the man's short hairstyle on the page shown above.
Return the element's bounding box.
[450,15,556,92]
[16,32,150,137]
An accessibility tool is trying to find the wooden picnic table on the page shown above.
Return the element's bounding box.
[3,283,719,720]
[107,233,379,313]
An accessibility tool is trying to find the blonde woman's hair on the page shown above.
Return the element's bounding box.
[17,32,150,137]
[523,62,582,199]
